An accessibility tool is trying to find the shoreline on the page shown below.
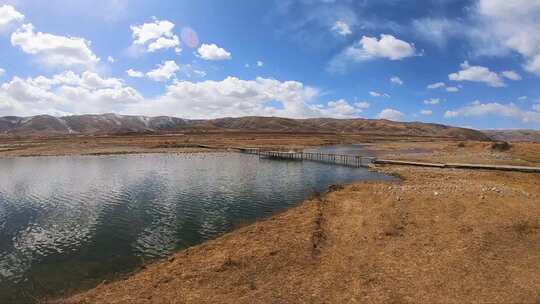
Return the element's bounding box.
[55,164,540,304]
[1,136,539,303]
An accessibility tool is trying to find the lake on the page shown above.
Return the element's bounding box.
[0,151,393,303]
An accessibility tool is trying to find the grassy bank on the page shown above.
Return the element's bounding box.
[1,136,532,303]
[54,164,540,303]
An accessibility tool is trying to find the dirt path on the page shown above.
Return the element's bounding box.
[56,166,540,304]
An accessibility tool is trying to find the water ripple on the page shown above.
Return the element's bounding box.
[0,152,395,303]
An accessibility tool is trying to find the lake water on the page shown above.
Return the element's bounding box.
[0,152,393,303]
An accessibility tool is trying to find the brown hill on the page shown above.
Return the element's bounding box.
[483,130,540,142]
[0,114,490,140]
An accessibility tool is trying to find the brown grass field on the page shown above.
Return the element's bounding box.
[2,133,540,303]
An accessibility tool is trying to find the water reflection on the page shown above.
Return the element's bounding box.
[0,153,394,303]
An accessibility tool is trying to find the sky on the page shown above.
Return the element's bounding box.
[0,0,539,130]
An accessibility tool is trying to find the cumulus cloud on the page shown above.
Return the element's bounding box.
[257,61,264,67]
[107,56,115,63]
[345,34,415,61]
[126,77,317,118]
[146,61,179,82]
[390,76,403,85]
[127,63,205,80]
[130,19,181,53]
[126,69,144,78]
[331,20,352,36]
[0,5,24,30]
[314,99,362,118]
[473,0,540,75]
[11,23,100,69]
[197,43,232,61]
[0,70,368,120]
[449,61,505,87]
[125,77,365,119]
[0,71,142,116]
[444,101,540,124]
[446,86,459,92]
[0,68,5,77]
[377,108,404,121]
[328,34,416,72]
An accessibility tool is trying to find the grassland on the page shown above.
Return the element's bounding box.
[1,133,539,303]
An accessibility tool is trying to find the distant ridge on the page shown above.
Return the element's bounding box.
[0,114,490,140]
[483,129,540,142]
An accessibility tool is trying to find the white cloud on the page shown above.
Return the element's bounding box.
[390,76,404,85]
[473,0,540,75]
[107,56,115,63]
[130,19,181,53]
[424,98,441,105]
[369,91,390,98]
[0,72,368,120]
[331,20,352,36]
[197,43,232,61]
[444,101,540,124]
[533,104,540,112]
[345,34,416,61]
[125,76,324,119]
[501,70,522,81]
[146,61,179,82]
[256,61,264,67]
[0,5,24,30]
[377,108,404,121]
[11,23,100,69]
[148,36,181,53]
[354,101,370,109]
[427,82,446,89]
[316,99,362,118]
[0,71,142,116]
[446,86,459,92]
[328,34,416,72]
[420,109,433,115]
[518,96,528,101]
[412,18,463,47]
[127,63,205,80]
[126,69,144,78]
[449,61,505,87]
[0,68,5,77]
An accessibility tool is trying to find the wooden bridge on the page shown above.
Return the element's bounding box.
[237,148,540,173]
[238,148,374,168]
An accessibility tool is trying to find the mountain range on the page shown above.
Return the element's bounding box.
[0,113,503,141]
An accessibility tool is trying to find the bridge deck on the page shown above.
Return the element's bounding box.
[237,148,540,173]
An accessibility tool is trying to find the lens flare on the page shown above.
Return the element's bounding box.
[181,27,200,48]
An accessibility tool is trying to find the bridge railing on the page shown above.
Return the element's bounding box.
[238,149,374,168]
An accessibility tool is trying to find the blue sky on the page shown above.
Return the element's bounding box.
[0,0,539,129]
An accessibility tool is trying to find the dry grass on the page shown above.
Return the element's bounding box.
[55,164,540,304]
[3,134,537,303]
